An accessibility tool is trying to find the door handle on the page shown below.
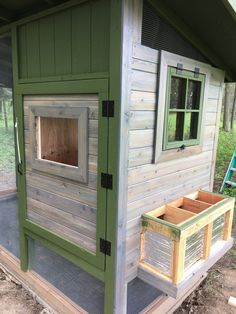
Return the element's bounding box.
[14,117,23,175]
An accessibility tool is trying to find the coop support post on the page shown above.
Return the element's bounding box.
[103,0,127,313]
[223,209,234,241]
[172,238,186,285]
[203,222,213,259]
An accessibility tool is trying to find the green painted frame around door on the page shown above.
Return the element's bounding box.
[14,78,109,281]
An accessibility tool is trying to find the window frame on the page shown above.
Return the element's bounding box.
[154,50,211,163]
[163,66,205,150]
[29,103,88,183]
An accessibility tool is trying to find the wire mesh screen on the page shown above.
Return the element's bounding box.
[144,231,173,275]
[184,229,204,271]
[0,88,16,191]
[141,0,208,64]
[212,215,224,245]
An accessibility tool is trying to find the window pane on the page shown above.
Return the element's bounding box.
[40,117,78,166]
[184,112,199,140]
[170,77,186,109]
[167,111,184,142]
[187,80,201,109]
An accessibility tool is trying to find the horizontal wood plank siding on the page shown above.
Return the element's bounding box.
[17,0,110,80]
[24,96,98,253]
[125,42,224,281]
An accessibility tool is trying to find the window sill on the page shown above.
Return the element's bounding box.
[157,145,202,163]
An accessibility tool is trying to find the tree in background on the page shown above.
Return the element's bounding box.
[223,83,236,132]
[0,88,12,131]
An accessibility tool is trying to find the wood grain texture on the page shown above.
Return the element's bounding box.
[24,95,98,253]
[203,222,213,259]
[172,239,186,284]
[125,40,224,280]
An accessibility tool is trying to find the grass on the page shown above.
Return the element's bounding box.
[214,120,236,198]
[167,111,199,143]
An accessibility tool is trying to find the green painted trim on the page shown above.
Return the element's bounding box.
[103,0,123,313]
[142,214,181,240]
[142,195,234,241]
[12,21,29,271]
[18,72,109,84]
[163,66,205,150]
[14,78,108,95]
[8,3,120,312]
[24,219,101,268]
[24,225,105,282]
[149,0,234,81]
[13,78,110,280]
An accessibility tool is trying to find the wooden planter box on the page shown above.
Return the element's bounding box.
[139,191,235,296]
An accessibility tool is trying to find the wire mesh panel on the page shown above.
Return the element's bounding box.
[29,240,104,314]
[144,231,173,276]
[184,229,204,271]
[0,34,19,258]
[0,33,14,192]
[212,215,225,246]
[0,88,16,191]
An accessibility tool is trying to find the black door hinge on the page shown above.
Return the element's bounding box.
[102,100,114,117]
[100,238,111,256]
[101,173,113,189]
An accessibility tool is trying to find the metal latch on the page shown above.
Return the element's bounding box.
[100,238,111,256]
[101,173,113,189]
[102,100,114,117]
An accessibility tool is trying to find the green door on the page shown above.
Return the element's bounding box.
[15,78,109,278]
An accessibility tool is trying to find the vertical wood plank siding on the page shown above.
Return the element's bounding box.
[125,41,224,281]
[17,0,110,80]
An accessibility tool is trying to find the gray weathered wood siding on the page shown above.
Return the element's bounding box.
[24,95,98,253]
[17,0,110,80]
[125,42,224,281]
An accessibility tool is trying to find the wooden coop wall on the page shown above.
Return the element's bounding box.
[124,1,225,282]
[17,0,110,81]
[15,0,110,258]
[24,95,99,253]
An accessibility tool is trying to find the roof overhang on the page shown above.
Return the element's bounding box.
[150,0,236,81]
[0,0,235,80]
[0,0,68,25]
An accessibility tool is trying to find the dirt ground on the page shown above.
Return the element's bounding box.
[0,268,45,314]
